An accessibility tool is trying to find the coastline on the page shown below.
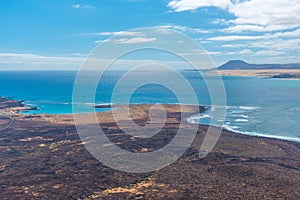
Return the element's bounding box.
[2,96,299,144]
[211,69,300,80]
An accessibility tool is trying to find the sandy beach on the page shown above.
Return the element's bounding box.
[0,98,300,199]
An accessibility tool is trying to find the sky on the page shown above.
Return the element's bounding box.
[0,0,300,70]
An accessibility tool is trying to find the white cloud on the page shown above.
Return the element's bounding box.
[88,30,158,44]
[68,53,84,57]
[226,49,286,56]
[88,31,145,37]
[0,53,193,70]
[72,4,95,9]
[90,25,211,45]
[168,0,300,32]
[272,28,300,38]
[0,53,85,70]
[167,0,300,64]
[225,24,300,33]
[258,55,300,64]
[94,37,157,44]
[208,28,300,41]
[113,37,157,44]
[168,0,232,12]
[239,49,253,55]
[229,0,300,32]
[255,50,286,56]
[221,44,247,48]
[94,40,105,44]
[252,38,300,51]
[88,25,209,37]
[198,40,211,44]
[218,37,299,62]
[208,35,265,41]
[72,4,81,9]
[207,51,222,55]
[149,25,211,35]
[0,53,83,65]
[212,18,230,25]
[88,26,211,45]
[178,50,222,56]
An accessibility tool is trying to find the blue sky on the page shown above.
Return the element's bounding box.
[0,0,299,70]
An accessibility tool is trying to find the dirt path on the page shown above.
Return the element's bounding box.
[0,113,15,132]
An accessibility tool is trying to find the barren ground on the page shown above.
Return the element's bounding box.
[1,98,300,199]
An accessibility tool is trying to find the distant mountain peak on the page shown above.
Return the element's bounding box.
[218,60,252,70]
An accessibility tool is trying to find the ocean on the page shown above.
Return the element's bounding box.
[1,70,300,142]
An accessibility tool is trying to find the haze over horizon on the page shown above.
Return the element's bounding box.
[1,0,300,70]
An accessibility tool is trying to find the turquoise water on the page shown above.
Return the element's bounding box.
[0,71,300,142]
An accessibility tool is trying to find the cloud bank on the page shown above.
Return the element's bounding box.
[168,0,300,32]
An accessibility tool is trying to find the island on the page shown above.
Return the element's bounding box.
[213,60,300,79]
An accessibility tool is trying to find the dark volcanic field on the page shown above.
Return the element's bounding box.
[1,98,300,199]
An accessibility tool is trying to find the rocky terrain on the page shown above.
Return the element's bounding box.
[0,98,300,199]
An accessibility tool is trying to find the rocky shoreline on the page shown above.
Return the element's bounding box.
[270,73,300,79]
[0,97,300,199]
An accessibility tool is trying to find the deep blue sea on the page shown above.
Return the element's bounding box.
[1,70,300,142]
